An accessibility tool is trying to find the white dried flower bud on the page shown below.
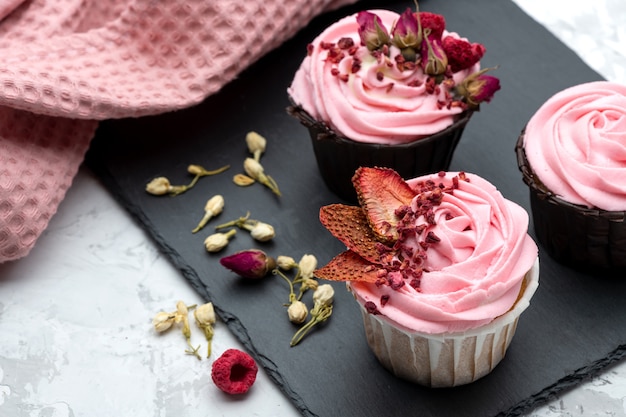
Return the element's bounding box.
[249,222,275,242]
[287,301,308,324]
[192,195,225,233]
[152,311,175,332]
[204,230,236,252]
[194,302,216,327]
[145,177,172,195]
[246,131,267,161]
[298,254,317,279]
[187,164,204,175]
[313,284,334,308]
[301,278,319,292]
[243,157,264,180]
[204,195,224,216]
[276,256,298,270]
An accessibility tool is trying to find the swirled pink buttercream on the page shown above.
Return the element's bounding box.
[524,81,626,211]
[349,172,538,334]
[287,10,479,144]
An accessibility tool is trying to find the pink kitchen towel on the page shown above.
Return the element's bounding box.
[0,0,356,263]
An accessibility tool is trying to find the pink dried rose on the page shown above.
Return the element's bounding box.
[219,249,277,279]
[391,8,422,61]
[456,68,501,107]
[356,11,390,51]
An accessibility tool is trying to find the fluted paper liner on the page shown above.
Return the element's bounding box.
[516,131,626,271]
[287,105,473,203]
[350,258,539,388]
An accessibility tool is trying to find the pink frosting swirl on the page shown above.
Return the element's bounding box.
[349,172,538,334]
[287,10,479,144]
[524,81,626,211]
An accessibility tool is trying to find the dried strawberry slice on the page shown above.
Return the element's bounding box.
[314,250,380,283]
[352,167,416,243]
[319,204,380,263]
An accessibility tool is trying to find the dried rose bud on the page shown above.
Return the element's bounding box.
[152,311,176,332]
[248,222,275,242]
[146,177,172,195]
[287,301,308,324]
[204,229,236,253]
[276,256,298,271]
[192,195,225,233]
[456,68,501,107]
[421,29,448,76]
[357,11,390,51]
[298,254,317,279]
[391,8,422,61]
[219,249,277,279]
[313,284,335,308]
[245,131,267,162]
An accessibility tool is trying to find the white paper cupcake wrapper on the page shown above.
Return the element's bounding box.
[354,258,540,387]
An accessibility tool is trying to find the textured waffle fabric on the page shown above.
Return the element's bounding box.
[0,0,356,262]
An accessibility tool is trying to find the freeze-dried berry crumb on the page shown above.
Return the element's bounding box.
[211,349,258,395]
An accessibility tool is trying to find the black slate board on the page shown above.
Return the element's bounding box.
[86,0,626,416]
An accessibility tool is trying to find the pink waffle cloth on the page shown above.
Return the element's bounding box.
[0,0,356,263]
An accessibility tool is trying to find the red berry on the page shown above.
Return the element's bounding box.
[211,349,258,395]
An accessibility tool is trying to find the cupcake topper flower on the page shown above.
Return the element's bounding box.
[391,8,422,61]
[455,67,501,108]
[421,29,448,76]
[357,11,391,51]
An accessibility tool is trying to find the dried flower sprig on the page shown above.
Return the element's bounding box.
[290,284,335,347]
[152,301,202,359]
[192,195,225,233]
[194,302,216,358]
[243,157,281,197]
[215,212,276,242]
[145,164,230,197]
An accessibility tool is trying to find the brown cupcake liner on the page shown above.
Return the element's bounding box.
[287,105,473,203]
[515,130,626,271]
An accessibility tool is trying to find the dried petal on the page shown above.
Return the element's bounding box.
[233,173,255,186]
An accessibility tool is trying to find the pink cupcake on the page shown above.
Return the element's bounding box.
[288,6,500,201]
[516,81,626,271]
[315,167,538,387]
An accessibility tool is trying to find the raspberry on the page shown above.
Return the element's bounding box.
[442,36,486,72]
[211,349,258,395]
[419,12,446,39]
